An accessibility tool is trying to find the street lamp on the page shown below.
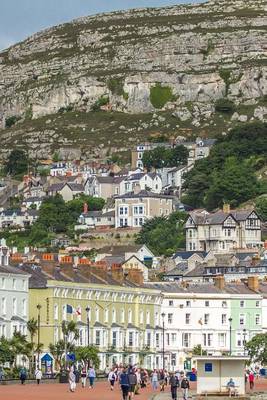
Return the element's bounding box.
[37,304,42,368]
[161,312,166,370]
[243,329,247,356]
[86,306,90,346]
[228,317,233,356]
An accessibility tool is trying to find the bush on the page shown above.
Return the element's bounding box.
[215,98,236,113]
[91,96,109,111]
[150,84,174,109]
[107,78,124,96]
[5,115,21,128]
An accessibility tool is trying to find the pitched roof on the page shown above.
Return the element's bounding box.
[173,251,207,260]
[115,190,173,200]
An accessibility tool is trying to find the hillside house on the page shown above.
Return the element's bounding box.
[47,182,84,201]
[186,206,262,252]
[114,188,174,228]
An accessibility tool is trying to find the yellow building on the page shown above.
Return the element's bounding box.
[27,264,162,370]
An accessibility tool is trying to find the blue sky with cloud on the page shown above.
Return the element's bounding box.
[0,0,202,50]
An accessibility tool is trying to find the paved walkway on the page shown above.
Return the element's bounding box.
[0,380,151,400]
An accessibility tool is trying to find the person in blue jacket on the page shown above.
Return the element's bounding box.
[120,367,130,400]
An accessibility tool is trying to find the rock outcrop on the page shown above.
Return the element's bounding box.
[0,0,266,157]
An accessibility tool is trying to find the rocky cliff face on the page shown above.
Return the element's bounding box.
[0,0,266,158]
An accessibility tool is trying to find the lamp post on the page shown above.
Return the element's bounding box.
[228,317,233,356]
[37,304,42,368]
[243,329,247,356]
[86,306,90,346]
[161,312,166,370]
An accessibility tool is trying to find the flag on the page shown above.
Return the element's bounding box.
[198,318,203,326]
[66,304,73,314]
[76,307,81,316]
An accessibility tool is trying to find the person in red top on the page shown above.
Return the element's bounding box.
[249,371,255,390]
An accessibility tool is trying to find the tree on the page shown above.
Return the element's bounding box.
[182,122,267,210]
[49,340,75,370]
[75,346,100,369]
[142,145,188,170]
[27,318,38,376]
[9,332,30,368]
[4,149,29,177]
[256,197,267,222]
[192,345,207,356]
[0,337,15,365]
[246,333,267,365]
[136,211,186,256]
[205,157,260,211]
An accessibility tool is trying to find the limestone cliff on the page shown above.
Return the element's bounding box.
[0,0,266,159]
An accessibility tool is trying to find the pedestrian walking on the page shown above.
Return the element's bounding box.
[159,369,165,391]
[35,367,42,385]
[128,367,137,399]
[81,367,87,388]
[120,367,130,400]
[108,369,116,390]
[169,372,180,400]
[249,371,255,390]
[19,367,27,385]
[151,369,159,391]
[88,366,96,389]
[181,374,190,400]
[69,369,76,392]
[0,367,4,381]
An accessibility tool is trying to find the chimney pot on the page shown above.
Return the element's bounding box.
[247,276,259,291]
[214,275,225,290]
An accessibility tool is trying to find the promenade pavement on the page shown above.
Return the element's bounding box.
[0,380,151,400]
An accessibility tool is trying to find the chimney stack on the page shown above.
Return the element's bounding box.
[111,264,124,283]
[127,268,144,286]
[223,203,230,213]
[247,276,259,291]
[214,275,225,290]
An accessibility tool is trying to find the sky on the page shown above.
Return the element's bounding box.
[0,0,202,50]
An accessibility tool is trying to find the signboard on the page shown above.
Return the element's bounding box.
[205,363,213,372]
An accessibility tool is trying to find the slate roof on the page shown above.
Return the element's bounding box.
[115,190,173,200]
[173,251,207,260]
[0,264,29,276]
[48,182,84,192]
[188,208,258,226]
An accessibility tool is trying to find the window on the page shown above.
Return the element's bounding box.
[156,333,160,347]
[2,277,5,288]
[112,331,117,347]
[240,300,245,308]
[171,333,177,344]
[186,300,191,307]
[95,307,99,321]
[147,332,151,347]
[222,301,227,308]
[54,304,58,320]
[22,299,27,316]
[218,333,226,347]
[146,311,150,324]
[185,313,190,325]
[169,300,174,306]
[182,333,191,348]
[112,309,116,323]
[121,309,125,323]
[203,333,213,347]
[104,309,109,323]
[204,314,209,325]
[95,330,101,346]
[129,332,134,346]
[140,311,144,324]
[168,313,173,324]
[236,332,246,347]
[205,301,209,307]
[166,333,170,346]
[221,314,227,325]
[239,314,245,326]
[255,314,261,325]
[12,298,17,315]
[128,309,133,324]
[256,301,260,307]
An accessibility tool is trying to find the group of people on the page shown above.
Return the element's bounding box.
[68,365,96,392]
[18,367,42,385]
[106,366,190,400]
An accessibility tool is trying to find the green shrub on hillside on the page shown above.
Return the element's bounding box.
[91,96,109,111]
[107,78,124,96]
[5,115,21,128]
[215,98,236,113]
[150,84,174,109]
